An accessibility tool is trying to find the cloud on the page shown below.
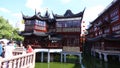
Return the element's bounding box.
[25,0,45,13]
[12,13,22,25]
[13,13,24,31]
[12,13,22,20]
[8,13,24,31]
[0,7,11,13]
[61,0,71,4]
[83,5,105,27]
[9,19,24,31]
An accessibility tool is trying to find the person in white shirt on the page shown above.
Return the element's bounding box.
[4,41,15,58]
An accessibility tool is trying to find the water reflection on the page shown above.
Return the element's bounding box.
[82,54,120,68]
[35,54,120,68]
[81,62,85,68]
[47,63,50,68]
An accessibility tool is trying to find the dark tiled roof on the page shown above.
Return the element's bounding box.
[22,10,50,20]
[53,9,85,19]
[23,14,48,20]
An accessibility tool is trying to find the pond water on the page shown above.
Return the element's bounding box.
[35,54,120,68]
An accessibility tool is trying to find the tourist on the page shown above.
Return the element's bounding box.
[4,41,15,58]
[1,41,5,47]
[26,45,33,53]
[0,41,3,57]
[10,41,17,48]
[0,41,5,57]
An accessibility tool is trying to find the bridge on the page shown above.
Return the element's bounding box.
[0,47,36,68]
[0,46,83,68]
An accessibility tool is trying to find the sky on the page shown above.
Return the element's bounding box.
[0,0,113,31]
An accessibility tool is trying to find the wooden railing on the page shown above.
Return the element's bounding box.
[0,49,36,68]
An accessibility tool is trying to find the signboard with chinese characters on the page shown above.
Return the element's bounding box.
[63,46,80,52]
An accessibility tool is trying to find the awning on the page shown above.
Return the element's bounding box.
[46,32,63,41]
[20,30,48,36]
[33,30,48,36]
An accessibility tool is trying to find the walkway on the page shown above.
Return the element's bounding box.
[34,46,83,64]
[34,49,62,63]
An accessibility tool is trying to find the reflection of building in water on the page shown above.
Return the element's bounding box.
[20,9,85,63]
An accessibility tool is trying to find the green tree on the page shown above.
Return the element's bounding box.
[0,16,24,41]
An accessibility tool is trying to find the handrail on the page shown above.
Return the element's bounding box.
[12,47,26,56]
[0,52,36,68]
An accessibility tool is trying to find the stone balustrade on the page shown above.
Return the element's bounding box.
[12,47,26,56]
[12,51,25,56]
[0,50,36,68]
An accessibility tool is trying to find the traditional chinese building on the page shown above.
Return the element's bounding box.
[21,11,54,48]
[53,9,84,51]
[86,0,120,52]
[21,9,84,63]
[21,9,84,50]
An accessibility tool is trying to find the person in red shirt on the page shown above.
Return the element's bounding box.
[27,45,33,53]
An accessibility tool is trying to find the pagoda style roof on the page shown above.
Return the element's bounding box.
[53,9,85,19]
[23,14,47,20]
[22,11,50,20]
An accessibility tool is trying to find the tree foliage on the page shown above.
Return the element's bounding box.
[0,16,24,41]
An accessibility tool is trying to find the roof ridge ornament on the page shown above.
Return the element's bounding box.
[44,8,50,18]
[64,9,73,17]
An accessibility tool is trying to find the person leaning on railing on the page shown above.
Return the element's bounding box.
[26,45,33,53]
